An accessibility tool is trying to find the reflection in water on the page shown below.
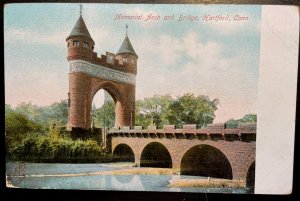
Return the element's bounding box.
[111,175,143,191]
[114,175,134,184]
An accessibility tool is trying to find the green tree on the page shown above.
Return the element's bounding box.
[166,93,219,128]
[135,100,152,129]
[43,100,68,127]
[93,102,115,128]
[5,111,43,136]
[226,114,257,128]
[135,95,173,128]
[5,110,43,150]
[15,102,43,123]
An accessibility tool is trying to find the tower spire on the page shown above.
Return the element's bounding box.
[66,5,94,43]
[79,4,82,16]
[117,25,138,58]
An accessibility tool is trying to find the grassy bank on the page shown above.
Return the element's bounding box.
[169,178,245,188]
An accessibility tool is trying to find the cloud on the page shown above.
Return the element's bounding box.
[134,31,258,122]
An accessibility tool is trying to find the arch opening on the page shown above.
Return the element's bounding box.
[91,89,116,129]
[113,144,135,162]
[180,144,233,179]
[246,162,255,191]
[140,142,172,168]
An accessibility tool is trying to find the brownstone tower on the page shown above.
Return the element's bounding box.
[66,12,138,130]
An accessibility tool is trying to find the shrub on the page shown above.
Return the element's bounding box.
[8,134,112,163]
[5,111,43,136]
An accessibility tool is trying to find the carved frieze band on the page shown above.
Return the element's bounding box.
[69,60,135,85]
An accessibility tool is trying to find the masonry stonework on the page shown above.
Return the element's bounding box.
[66,14,137,130]
[109,125,256,185]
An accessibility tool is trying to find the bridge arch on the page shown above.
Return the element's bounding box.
[112,143,135,162]
[246,161,255,190]
[180,144,233,179]
[140,142,172,168]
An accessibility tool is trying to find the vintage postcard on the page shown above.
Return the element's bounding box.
[4,3,298,195]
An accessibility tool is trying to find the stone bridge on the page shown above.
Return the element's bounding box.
[107,123,256,186]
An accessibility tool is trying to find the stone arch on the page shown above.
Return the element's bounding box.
[91,81,124,105]
[239,153,256,181]
[112,143,135,162]
[246,161,255,190]
[180,144,233,179]
[140,142,172,168]
[91,81,125,128]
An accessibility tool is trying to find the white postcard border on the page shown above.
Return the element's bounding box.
[255,5,299,194]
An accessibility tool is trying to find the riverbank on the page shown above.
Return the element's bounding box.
[169,177,245,188]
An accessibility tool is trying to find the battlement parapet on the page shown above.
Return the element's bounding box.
[68,51,136,75]
[107,123,257,141]
[207,123,226,129]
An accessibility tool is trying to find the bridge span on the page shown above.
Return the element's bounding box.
[107,123,256,186]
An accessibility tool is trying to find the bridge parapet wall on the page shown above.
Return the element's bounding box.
[108,123,256,142]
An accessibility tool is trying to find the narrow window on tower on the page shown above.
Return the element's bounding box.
[73,40,80,46]
[67,42,70,48]
[83,42,89,48]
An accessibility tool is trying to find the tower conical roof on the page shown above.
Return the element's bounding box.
[66,15,94,43]
[117,35,138,57]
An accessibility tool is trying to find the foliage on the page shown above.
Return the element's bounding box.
[9,101,68,133]
[92,102,115,128]
[225,114,257,128]
[135,100,152,129]
[5,101,109,163]
[134,94,219,129]
[5,110,43,139]
[14,102,42,123]
[50,125,61,140]
[8,134,113,163]
[43,100,68,127]
[166,94,219,128]
[135,95,173,129]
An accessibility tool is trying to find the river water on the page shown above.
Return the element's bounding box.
[6,162,249,193]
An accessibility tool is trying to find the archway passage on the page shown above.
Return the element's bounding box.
[92,89,116,129]
[180,144,233,179]
[113,144,135,162]
[140,142,172,168]
[246,162,255,191]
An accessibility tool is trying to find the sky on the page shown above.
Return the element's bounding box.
[4,3,261,123]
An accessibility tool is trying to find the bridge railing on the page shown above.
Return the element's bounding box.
[109,123,256,132]
[107,123,256,141]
